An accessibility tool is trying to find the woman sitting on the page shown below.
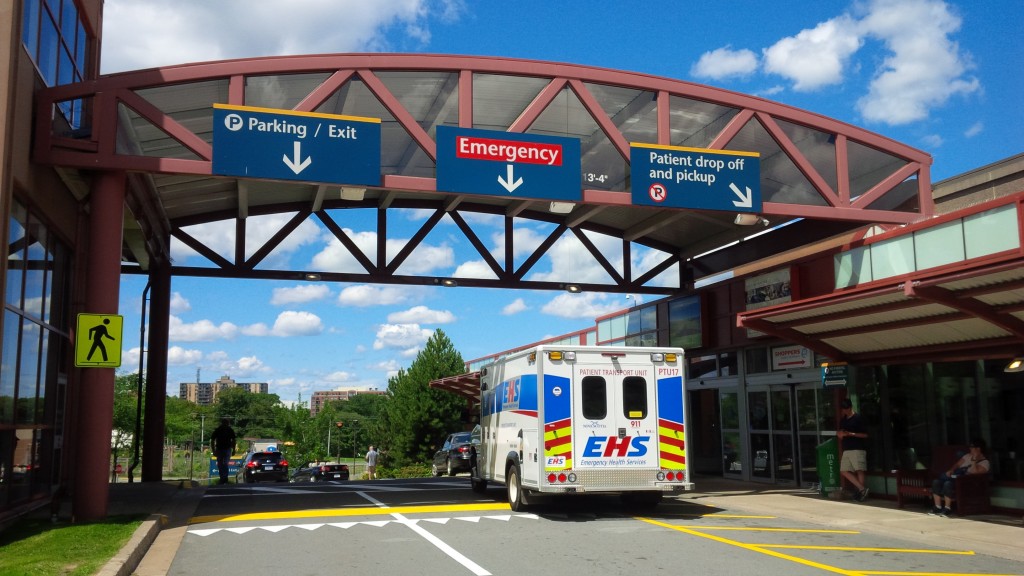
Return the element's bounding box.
[929,438,990,517]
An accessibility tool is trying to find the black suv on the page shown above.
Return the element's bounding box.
[236,451,289,483]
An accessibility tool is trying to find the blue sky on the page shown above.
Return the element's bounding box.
[102,0,1024,402]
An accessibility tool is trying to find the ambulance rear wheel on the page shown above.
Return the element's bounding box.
[506,465,529,511]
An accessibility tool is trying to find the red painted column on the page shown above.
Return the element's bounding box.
[72,171,125,521]
[142,260,170,481]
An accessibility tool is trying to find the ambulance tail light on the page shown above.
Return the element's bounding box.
[546,472,578,484]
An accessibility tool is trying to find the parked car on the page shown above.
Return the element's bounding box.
[432,431,474,476]
[291,463,350,482]
[236,451,289,483]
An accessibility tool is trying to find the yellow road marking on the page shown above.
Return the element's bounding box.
[860,569,1019,573]
[703,514,777,519]
[755,544,974,555]
[672,525,859,533]
[638,517,863,576]
[191,502,511,524]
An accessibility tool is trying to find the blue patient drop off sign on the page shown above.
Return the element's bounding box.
[631,143,761,213]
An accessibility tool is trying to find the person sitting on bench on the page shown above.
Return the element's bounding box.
[929,438,989,517]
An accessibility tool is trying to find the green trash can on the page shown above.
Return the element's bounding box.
[816,437,840,497]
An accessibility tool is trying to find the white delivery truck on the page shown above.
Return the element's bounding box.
[469,345,691,511]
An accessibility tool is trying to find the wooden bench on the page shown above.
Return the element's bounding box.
[895,444,991,516]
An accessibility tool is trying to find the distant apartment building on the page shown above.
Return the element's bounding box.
[310,388,386,416]
[179,375,269,405]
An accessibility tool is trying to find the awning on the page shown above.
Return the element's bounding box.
[429,372,482,406]
[737,255,1024,365]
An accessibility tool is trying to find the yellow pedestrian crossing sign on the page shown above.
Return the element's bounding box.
[75,313,124,368]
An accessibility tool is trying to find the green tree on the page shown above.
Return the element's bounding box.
[111,373,142,474]
[213,387,287,446]
[381,330,467,466]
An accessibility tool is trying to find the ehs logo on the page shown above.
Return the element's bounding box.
[546,456,566,466]
[582,436,650,458]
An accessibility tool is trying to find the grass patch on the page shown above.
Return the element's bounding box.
[0,515,143,576]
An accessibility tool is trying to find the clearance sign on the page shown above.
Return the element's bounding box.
[436,126,581,201]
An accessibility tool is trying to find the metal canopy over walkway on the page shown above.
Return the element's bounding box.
[34,54,933,293]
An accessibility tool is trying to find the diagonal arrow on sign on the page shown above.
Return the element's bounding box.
[729,182,753,208]
[283,141,312,174]
[497,164,523,193]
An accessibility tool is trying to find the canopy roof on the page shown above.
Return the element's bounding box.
[35,54,932,293]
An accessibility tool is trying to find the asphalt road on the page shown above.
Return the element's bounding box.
[170,477,1024,576]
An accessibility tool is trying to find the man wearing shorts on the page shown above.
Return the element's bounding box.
[838,398,869,501]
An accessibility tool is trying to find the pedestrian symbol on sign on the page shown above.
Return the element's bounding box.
[75,313,124,368]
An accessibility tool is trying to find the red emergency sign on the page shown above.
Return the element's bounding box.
[455,136,563,166]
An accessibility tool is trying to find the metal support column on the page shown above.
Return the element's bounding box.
[142,260,170,481]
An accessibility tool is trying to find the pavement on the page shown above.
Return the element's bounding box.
[41,476,1024,574]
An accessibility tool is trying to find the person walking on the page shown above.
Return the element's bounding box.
[210,418,236,485]
[365,445,379,480]
[838,398,870,501]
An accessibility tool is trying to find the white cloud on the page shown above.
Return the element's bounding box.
[337,284,423,307]
[375,359,403,378]
[271,310,324,336]
[324,371,358,383]
[387,306,455,324]
[856,0,979,125]
[271,284,331,305]
[763,15,862,91]
[373,323,432,353]
[502,298,528,315]
[101,0,463,73]
[920,134,944,149]
[172,214,320,267]
[691,46,758,80]
[167,346,204,365]
[541,292,624,319]
[453,260,497,279]
[168,315,239,342]
[310,229,452,275]
[169,292,191,314]
[964,122,983,138]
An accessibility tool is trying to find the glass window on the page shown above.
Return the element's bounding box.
[581,376,606,420]
[0,311,19,423]
[835,245,871,288]
[745,347,769,374]
[871,236,916,280]
[914,220,964,270]
[21,0,90,127]
[964,205,1019,258]
[621,376,647,419]
[719,351,737,376]
[720,390,740,429]
[688,354,717,379]
[668,295,702,349]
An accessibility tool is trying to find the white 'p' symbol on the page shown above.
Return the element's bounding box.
[224,113,244,131]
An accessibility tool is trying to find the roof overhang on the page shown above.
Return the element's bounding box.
[737,195,1024,365]
[429,371,481,406]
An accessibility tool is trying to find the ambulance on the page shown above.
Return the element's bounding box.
[468,345,691,511]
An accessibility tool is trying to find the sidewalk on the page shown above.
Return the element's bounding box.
[682,476,1024,563]
[84,475,1024,574]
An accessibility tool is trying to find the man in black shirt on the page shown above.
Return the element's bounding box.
[838,398,869,501]
[210,418,236,485]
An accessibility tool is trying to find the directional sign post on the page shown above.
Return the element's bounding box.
[75,313,124,368]
[630,143,760,212]
[436,126,581,201]
[212,104,381,186]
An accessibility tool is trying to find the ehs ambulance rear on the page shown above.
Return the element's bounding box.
[471,345,691,511]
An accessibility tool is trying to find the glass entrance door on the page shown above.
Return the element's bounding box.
[795,385,836,485]
[747,387,795,482]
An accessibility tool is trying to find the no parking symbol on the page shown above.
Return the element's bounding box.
[648,182,667,203]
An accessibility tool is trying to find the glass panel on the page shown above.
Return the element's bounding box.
[776,119,838,193]
[22,0,41,60]
[7,202,27,309]
[723,430,742,474]
[745,347,769,374]
[36,331,49,424]
[473,74,549,132]
[981,360,1024,482]
[38,9,59,86]
[771,388,791,431]
[846,140,908,201]
[584,82,658,146]
[799,434,820,484]
[797,388,818,432]
[870,236,915,280]
[688,354,717,379]
[16,324,40,425]
[376,71,459,137]
[669,95,738,149]
[581,376,606,420]
[748,391,769,430]
[914,220,964,270]
[667,295,701,349]
[621,376,647,419]
[60,0,77,40]
[1,311,19,423]
[246,73,332,110]
[834,246,872,288]
[23,217,47,320]
[730,118,824,206]
[719,351,737,376]
[531,87,626,191]
[750,433,771,478]
[964,205,1019,258]
[773,433,795,483]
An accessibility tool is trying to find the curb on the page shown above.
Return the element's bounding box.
[94,513,167,576]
